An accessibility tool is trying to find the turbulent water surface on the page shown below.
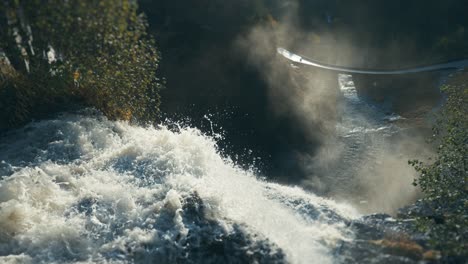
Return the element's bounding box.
[0,71,432,263]
[0,110,362,264]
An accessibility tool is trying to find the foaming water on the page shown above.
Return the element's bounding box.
[0,111,359,264]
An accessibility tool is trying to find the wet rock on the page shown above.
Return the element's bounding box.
[336,239,417,264]
[370,239,424,260]
[397,199,437,219]
[173,192,287,264]
[336,212,439,263]
[423,250,442,262]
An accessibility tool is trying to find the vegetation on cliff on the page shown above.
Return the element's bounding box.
[0,0,163,128]
[410,70,468,257]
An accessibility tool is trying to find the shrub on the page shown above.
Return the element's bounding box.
[410,70,468,256]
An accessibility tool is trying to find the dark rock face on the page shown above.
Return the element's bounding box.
[157,47,340,184]
[352,73,443,117]
[139,0,466,186]
[141,0,342,182]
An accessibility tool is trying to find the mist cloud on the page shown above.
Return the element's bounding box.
[236,6,435,214]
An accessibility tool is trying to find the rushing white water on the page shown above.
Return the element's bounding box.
[0,110,359,264]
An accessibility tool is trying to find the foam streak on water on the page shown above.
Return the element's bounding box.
[0,111,358,264]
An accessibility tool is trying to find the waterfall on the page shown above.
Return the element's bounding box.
[0,110,358,264]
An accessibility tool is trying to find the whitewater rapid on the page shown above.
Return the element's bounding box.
[0,110,359,264]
